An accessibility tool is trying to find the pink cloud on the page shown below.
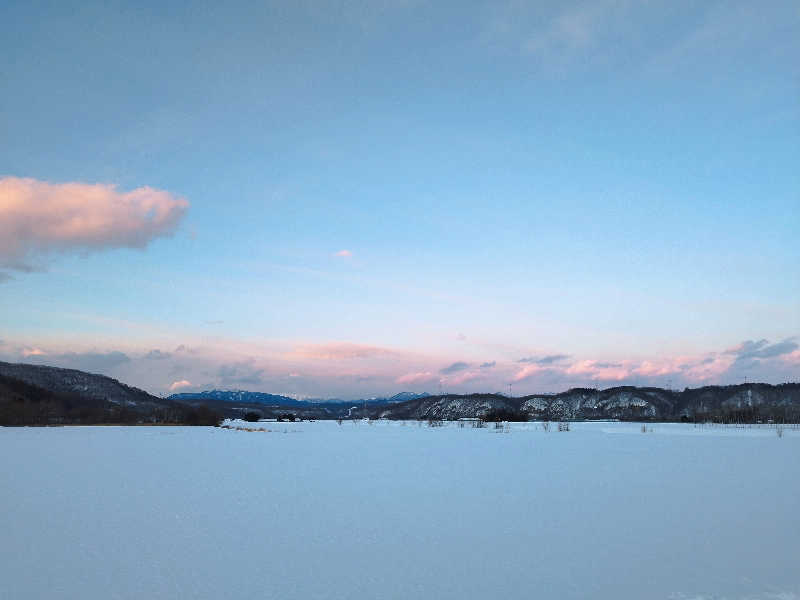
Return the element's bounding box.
[565,360,632,381]
[396,371,438,385]
[6,331,796,399]
[334,249,353,257]
[681,355,734,382]
[512,363,544,382]
[633,360,679,377]
[513,354,736,386]
[0,177,188,269]
[446,370,482,385]
[169,379,192,391]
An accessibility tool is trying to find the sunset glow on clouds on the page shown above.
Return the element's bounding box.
[168,380,193,392]
[21,348,46,357]
[512,363,545,382]
[0,177,187,271]
[288,342,397,361]
[396,371,437,385]
[0,2,797,399]
[1,334,797,398]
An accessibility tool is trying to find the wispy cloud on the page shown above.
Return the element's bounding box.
[21,349,131,373]
[396,371,438,385]
[522,2,610,56]
[290,342,396,360]
[217,361,265,387]
[485,0,639,69]
[645,2,799,77]
[565,360,631,381]
[447,370,482,385]
[518,354,570,365]
[513,363,545,382]
[5,334,797,399]
[439,361,470,375]
[0,176,188,271]
[726,338,799,361]
[484,0,790,80]
[334,249,353,258]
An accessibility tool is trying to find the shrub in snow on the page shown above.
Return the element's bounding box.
[481,408,528,423]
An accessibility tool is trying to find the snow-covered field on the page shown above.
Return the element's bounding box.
[1,421,798,600]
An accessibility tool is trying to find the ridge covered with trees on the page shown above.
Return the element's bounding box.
[0,362,221,426]
[375,384,800,423]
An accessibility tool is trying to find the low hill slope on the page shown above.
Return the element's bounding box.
[0,362,220,425]
[0,361,160,407]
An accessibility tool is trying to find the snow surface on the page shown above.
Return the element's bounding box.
[1,421,799,600]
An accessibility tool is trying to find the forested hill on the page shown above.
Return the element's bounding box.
[0,361,220,425]
[376,384,800,422]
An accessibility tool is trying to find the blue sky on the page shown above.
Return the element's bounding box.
[1,0,798,397]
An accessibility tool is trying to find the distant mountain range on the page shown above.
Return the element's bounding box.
[168,389,430,407]
[168,389,300,406]
[2,360,799,424]
[167,389,431,419]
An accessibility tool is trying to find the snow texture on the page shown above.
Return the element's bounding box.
[1,421,798,599]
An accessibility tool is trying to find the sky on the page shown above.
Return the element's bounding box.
[1,0,798,398]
